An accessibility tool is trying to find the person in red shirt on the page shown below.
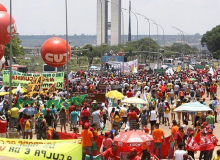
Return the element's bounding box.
[207,129,218,158]
[88,84,94,93]
[175,126,184,145]
[128,108,137,131]
[81,107,90,129]
[20,114,27,139]
[0,115,7,138]
[157,89,163,99]
[126,148,141,160]
[101,143,120,160]
[72,127,79,139]
[160,84,166,97]
[199,131,214,160]
[126,90,133,98]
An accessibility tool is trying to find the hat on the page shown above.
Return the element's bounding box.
[84,122,89,129]
[0,115,6,121]
[208,130,213,133]
[105,131,110,136]
[61,106,65,110]
[177,99,181,101]
[202,122,208,126]
[40,112,44,116]
[46,109,51,112]
[206,126,210,129]
[144,127,149,132]
[203,98,206,100]
[92,100,97,104]
[189,131,194,135]
[130,148,137,152]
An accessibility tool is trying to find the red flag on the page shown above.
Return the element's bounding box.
[185,137,199,152]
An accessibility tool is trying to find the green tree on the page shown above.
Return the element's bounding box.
[164,43,198,56]
[4,37,25,58]
[201,25,220,56]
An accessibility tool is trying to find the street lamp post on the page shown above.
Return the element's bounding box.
[65,0,70,99]
[151,20,160,69]
[157,24,165,48]
[172,26,185,54]
[122,8,139,41]
[136,13,151,63]
[9,0,13,128]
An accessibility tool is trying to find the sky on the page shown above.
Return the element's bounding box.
[1,0,220,36]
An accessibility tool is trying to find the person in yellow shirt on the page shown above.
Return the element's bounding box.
[10,105,19,129]
[212,149,220,160]
[113,111,121,132]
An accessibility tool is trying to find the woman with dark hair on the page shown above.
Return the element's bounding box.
[100,131,113,153]
[164,102,170,126]
[113,111,121,131]
[141,109,148,131]
[110,108,115,129]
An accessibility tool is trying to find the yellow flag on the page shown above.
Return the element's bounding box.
[177,66,181,72]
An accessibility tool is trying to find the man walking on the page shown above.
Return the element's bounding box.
[152,123,165,159]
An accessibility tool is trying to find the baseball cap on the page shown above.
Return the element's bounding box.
[46,109,51,112]
[105,131,110,136]
[84,122,89,129]
[208,130,213,133]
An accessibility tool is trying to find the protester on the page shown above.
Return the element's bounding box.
[81,122,93,160]
[70,107,79,128]
[168,120,179,159]
[100,131,114,152]
[152,123,165,159]
[101,143,120,160]
[24,115,32,139]
[173,143,187,160]
[59,106,67,133]
[35,113,47,140]
[72,127,79,139]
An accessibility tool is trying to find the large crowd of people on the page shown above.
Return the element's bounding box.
[0,68,220,160]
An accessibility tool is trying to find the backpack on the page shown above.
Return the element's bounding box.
[36,119,45,131]
[52,130,60,139]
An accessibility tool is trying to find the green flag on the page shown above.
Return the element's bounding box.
[46,100,60,109]
[71,94,87,106]
[16,99,34,109]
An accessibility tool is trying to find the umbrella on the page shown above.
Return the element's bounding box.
[23,107,39,115]
[105,90,124,100]
[187,78,197,82]
[122,97,148,104]
[114,130,154,148]
[174,102,212,112]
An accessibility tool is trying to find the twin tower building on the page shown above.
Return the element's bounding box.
[97,0,122,46]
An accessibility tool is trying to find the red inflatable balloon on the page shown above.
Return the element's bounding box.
[0,11,17,44]
[0,45,5,60]
[41,37,71,67]
[0,3,7,12]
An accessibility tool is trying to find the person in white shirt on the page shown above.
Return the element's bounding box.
[173,143,187,160]
[91,107,101,130]
[149,107,157,134]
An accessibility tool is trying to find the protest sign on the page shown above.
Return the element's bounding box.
[2,70,64,89]
[0,138,82,160]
